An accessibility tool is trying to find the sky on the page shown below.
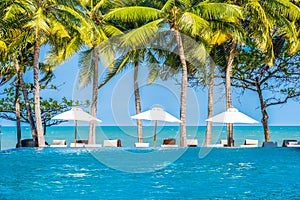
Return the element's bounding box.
[1,49,300,127]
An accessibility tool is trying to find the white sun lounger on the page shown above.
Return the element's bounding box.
[50,140,67,147]
[85,144,102,148]
[70,143,85,147]
[240,139,258,148]
[103,139,121,147]
[206,144,224,148]
[187,139,198,147]
[161,144,179,148]
[161,138,178,148]
[134,142,150,148]
[286,141,300,147]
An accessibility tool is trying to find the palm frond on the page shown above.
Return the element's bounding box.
[161,0,175,13]
[105,6,161,22]
[194,3,243,22]
[24,7,50,35]
[277,18,298,55]
[99,52,131,88]
[118,19,164,49]
[102,24,123,37]
[266,0,300,21]
[178,12,209,37]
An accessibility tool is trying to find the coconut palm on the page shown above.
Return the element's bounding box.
[220,0,300,146]
[3,0,70,147]
[54,0,123,144]
[105,0,242,146]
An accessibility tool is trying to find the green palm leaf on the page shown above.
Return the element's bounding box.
[105,6,161,22]
[178,12,209,36]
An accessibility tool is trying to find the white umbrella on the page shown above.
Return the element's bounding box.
[206,107,258,147]
[206,108,258,124]
[52,107,101,146]
[131,106,181,147]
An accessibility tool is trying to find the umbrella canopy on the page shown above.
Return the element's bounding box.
[131,106,181,147]
[131,106,181,123]
[52,107,101,146]
[206,108,258,124]
[52,107,101,122]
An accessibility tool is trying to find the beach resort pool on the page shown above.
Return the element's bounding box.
[0,147,299,199]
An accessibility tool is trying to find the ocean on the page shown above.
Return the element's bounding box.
[1,126,300,150]
[0,126,299,199]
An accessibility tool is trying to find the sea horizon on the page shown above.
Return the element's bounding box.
[1,125,300,150]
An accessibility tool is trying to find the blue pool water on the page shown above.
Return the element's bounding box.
[0,126,300,199]
[0,147,299,199]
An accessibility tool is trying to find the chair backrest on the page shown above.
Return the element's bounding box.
[282,139,297,147]
[52,140,66,145]
[103,139,121,147]
[244,139,258,145]
[163,138,176,145]
[220,140,228,145]
[76,140,88,144]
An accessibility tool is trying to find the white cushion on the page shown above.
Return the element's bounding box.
[70,143,85,147]
[103,140,118,147]
[206,144,224,148]
[161,145,179,148]
[85,144,102,148]
[52,140,66,145]
[220,140,228,145]
[240,144,258,148]
[245,139,258,145]
[187,139,198,146]
[134,143,150,148]
[50,144,67,148]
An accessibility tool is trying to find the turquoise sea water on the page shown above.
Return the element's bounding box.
[0,126,300,199]
[1,126,300,149]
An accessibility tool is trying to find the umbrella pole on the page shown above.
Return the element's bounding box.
[154,120,157,147]
[227,123,234,147]
[75,120,78,147]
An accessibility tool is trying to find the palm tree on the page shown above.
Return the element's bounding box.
[0,10,39,144]
[105,0,242,146]
[221,0,300,146]
[55,0,123,144]
[3,0,70,147]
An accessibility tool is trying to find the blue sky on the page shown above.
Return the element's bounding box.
[1,48,300,127]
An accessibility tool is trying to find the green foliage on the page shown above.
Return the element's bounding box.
[232,40,300,106]
[0,83,74,133]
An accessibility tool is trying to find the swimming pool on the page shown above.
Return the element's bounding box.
[0,147,299,199]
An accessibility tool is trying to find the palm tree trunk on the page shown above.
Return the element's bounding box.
[33,41,46,147]
[205,62,215,146]
[134,57,143,143]
[256,79,271,142]
[88,47,99,144]
[15,77,22,147]
[175,29,187,147]
[226,41,236,147]
[13,57,37,140]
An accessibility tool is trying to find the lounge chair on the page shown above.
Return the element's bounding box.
[70,139,88,147]
[85,144,102,148]
[50,140,67,147]
[187,139,198,147]
[134,142,150,148]
[282,139,298,147]
[161,138,178,148]
[220,139,228,147]
[103,139,122,147]
[286,141,300,148]
[70,143,85,147]
[262,141,278,147]
[240,139,258,148]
